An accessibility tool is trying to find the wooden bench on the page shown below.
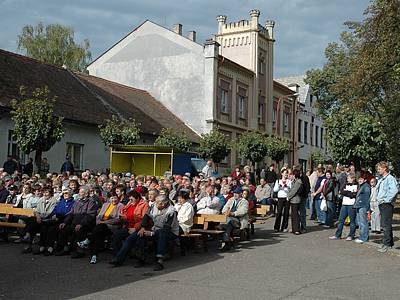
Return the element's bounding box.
[186,214,227,251]
[0,204,35,229]
[256,205,269,216]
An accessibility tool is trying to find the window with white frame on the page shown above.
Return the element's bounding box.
[320,128,324,149]
[220,89,229,113]
[237,86,247,120]
[283,112,289,133]
[311,124,314,146]
[8,130,19,158]
[258,100,265,124]
[7,130,27,163]
[238,95,246,119]
[272,108,277,128]
[298,119,302,142]
[304,122,308,144]
[66,143,84,170]
[259,58,265,75]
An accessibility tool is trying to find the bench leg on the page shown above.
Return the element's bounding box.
[193,237,201,253]
[0,228,8,243]
[201,234,208,252]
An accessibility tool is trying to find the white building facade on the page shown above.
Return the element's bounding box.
[88,10,297,169]
[276,75,328,171]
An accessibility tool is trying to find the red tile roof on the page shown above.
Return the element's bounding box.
[0,49,200,142]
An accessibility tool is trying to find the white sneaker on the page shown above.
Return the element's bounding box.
[354,238,364,244]
[90,255,97,264]
[78,239,90,249]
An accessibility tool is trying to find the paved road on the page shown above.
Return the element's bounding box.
[1,218,400,300]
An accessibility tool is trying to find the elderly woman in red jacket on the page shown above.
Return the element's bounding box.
[88,193,124,264]
[109,190,149,266]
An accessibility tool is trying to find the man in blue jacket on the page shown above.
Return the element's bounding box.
[376,162,399,253]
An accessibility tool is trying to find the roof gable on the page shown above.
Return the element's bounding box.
[89,20,203,67]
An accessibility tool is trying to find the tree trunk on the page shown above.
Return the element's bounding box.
[34,150,42,174]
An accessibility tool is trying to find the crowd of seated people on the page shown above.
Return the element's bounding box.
[2,160,396,271]
[0,165,261,271]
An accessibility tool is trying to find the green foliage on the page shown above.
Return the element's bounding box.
[325,110,387,168]
[10,86,65,168]
[17,22,91,71]
[197,128,230,164]
[237,130,268,163]
[266,136,290,164]
[310,151,326,167]
[305,0,400,171]
[99,115,140,146]
[154,127,192,152]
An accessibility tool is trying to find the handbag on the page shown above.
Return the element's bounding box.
[320,198,327,211]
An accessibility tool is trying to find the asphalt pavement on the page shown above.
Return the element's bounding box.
[1,217,400,300]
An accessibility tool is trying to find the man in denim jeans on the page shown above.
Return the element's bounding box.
[376,162,398,253]
[136,195,179,270]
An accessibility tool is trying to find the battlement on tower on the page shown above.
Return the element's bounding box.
[216,9,274,40]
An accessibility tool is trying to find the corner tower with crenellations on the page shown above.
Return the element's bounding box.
[215,9,275,132]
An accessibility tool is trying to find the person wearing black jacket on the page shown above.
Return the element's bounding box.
[23,158,33,177]
[330,174,358,240]
[298,169,310,231]
[60,156,74,175]
[287,169,303,234]
[322,170,336,228]
[55,186,98,257]
[3,156,17,175]
[265,165,278,188]
[335,165,347,216]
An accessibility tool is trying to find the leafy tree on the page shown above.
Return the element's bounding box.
[17,22,91,71]
[266,136,290,165]
[310,151,326,168]
[154,128,192,152]
[10,86,65,171]
[197,128,230,165]
[305,0,400,171]
[324,109,387,168]
[237,130,268,164]
[99,115,140,146]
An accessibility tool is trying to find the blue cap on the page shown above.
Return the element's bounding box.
[233,187,243,194]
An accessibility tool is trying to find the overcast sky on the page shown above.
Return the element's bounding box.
[0,0,370,77]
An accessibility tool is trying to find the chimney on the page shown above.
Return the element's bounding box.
[204,39,220,59]
[172,23,183,35]
[249,9,260,29]
[216,15,227,34]
[188,31,197,42]
[265,20,275,39]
